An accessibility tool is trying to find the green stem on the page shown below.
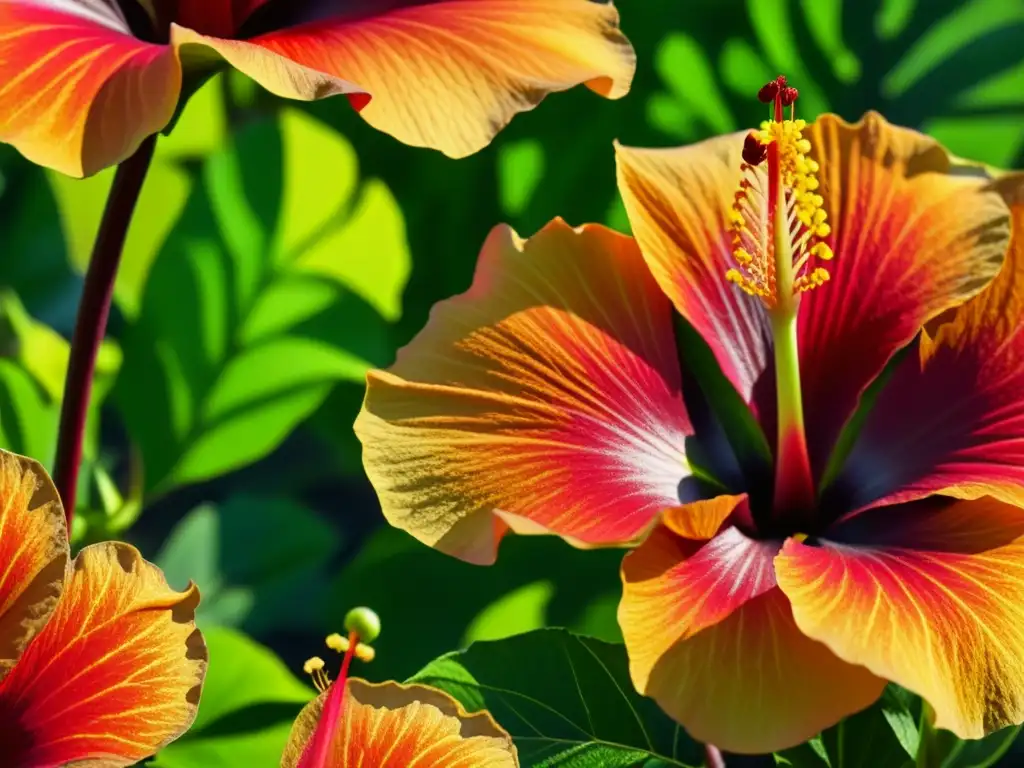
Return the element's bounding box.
[53,136,156,530]
[770,308,816,517]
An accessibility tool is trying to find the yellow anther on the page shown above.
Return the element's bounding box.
[323,631,375,663]
[725,109,834,306]
[811,242,834,260]
[304,656,331,693]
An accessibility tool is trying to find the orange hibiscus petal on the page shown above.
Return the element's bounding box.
[777,494,1024,739]
[354,219,691,564]
[170,24,365,102]
[0,3,182,177]
[620,496,885,753]
[0,450,68,681]
[245,0,634,157]
[282,678,518,768]
[615,135,773,424]
[797,112,1011,472]
[830,179,1024,513]
[0,543,206,767]
[618,495,884,753]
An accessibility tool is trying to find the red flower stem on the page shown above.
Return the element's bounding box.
[704,743,726,768]
[307,631,360,768]
[53,136,156,529]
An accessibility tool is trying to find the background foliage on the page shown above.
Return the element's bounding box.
[1,0,1023,765]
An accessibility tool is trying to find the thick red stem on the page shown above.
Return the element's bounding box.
[53,136,155,529]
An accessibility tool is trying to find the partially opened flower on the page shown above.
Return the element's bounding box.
[0,0,635,177]
[283,608,517,767]
[355,76,1024,752]
[0,448,206,765]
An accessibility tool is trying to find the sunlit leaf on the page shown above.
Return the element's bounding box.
[409,629,702,768]
[0,359,56,462]
[115,109,403,494]
[498,139,546,217]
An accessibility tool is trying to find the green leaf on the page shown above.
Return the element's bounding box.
[498,139,546,217]
[0,290,120,404]
[156,495,340,634]
[922,723,1023,768]
[462,580,555,645]
[153,627,312,768]
[0,291,119,468]
[775,736,830,767]
[0,359,56,462]
[116,108,406,494]
[408,629,701,768]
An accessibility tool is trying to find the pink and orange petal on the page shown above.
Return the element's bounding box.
[0,542,206,766]
[834,178,1024,511]
[620,498,884,753]
[0,2,182,177]
[283,679,518,768]
[0,452,67,680]
[615,135,773,424]
[251,0,635,159]
[777,494,1024,739]
[355,219,691,564]
[796,113,1010,472]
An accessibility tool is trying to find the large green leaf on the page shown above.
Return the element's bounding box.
[155,495,340,635]
[153,627,312,768]
[115,108,408,495]
[409,629,701,768]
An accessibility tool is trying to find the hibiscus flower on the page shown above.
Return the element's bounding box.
[355,76,1024,752]
[0,448,206,765]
